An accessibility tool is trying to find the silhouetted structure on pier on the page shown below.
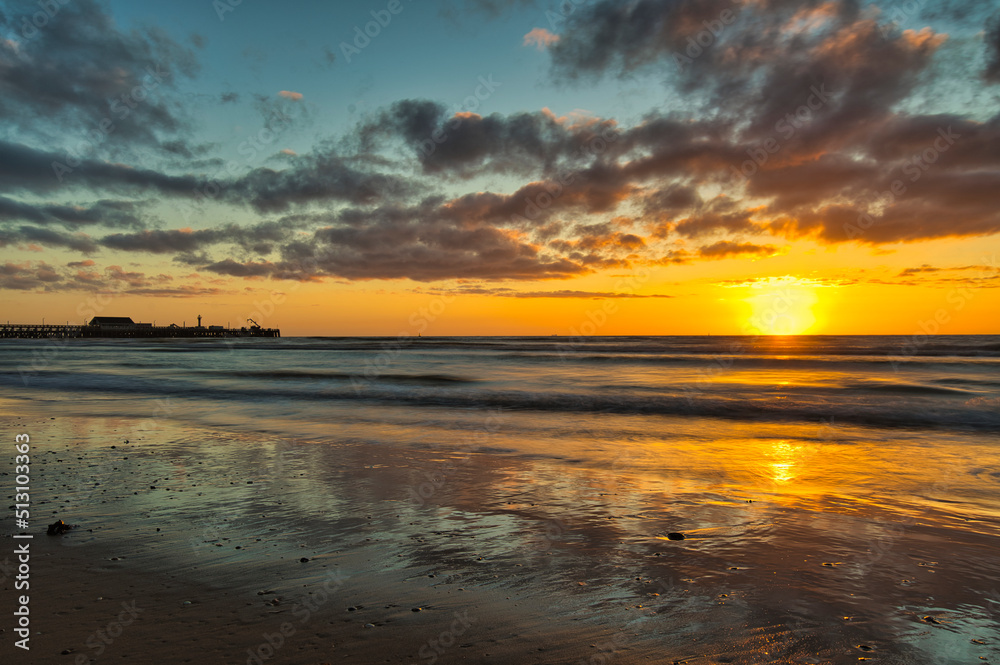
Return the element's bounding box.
[0,316,279,339]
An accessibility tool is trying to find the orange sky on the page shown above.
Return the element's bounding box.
[5,234,996,336]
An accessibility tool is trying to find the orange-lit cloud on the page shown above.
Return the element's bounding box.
[523,27,559,51]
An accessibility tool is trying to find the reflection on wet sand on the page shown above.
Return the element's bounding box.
[11,409,1000,664]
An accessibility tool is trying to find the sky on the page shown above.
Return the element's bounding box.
[0,0,998,336]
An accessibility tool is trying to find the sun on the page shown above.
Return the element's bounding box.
[724,276,831,335]
[747,285,817,335]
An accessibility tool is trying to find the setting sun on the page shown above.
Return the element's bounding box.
[723,276,836,335]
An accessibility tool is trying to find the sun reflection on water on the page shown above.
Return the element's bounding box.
[768,440,802,484]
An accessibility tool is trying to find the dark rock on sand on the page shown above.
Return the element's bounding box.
[47,520,73,535]
[667,532,685,541]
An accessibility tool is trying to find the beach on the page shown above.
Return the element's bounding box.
[2,336,1000,664]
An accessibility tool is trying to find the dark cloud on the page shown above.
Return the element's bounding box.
[0,139,203,195]
[0,225,98,253]
[226,147,412,212]
[0,261,63,290]
[358,101,621,177]
[547,0,742,79]
[192,199,594,282]
[899,264,941,276]
[99,219,308,254]
[0,0,199,153]
[0,196,146,229]
[200,259,277,278]
[986,12,1000,83]
[0,140,411,213]
[0,259,228,295]
[697,241,779,259]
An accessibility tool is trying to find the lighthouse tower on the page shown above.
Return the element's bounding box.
[197,314,202,328]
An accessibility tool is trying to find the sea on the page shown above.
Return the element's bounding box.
[3,334,998,433]
[2,334,999,662]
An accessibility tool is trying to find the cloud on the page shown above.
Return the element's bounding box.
[200,259,277,278]
[546,0,741,79]
[0,261,63,290]
[0,140,411,213]
[887,263,1000,287]
[986,12,1000,82]
[0,196,147,229]
[189,199,596,282]
[0,0,199,154]
[357,100,620,176]
[899,264,941,276]
[99,218,309,255]
[443,287,671,298]
[697,241,780,259]
[3,0,999,294]
[523,27,559,51]
[0,260,220,294]
[0,226,98,253]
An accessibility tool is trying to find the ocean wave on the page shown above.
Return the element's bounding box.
[201,370,476,384]
[3,372,997,432]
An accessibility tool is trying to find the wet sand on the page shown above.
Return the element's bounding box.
[4,409,1000,665]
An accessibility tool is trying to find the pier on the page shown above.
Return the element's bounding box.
[0,316,279,339]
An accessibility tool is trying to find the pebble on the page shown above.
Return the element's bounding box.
[667,532,685,541]
[300,557,310,563]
